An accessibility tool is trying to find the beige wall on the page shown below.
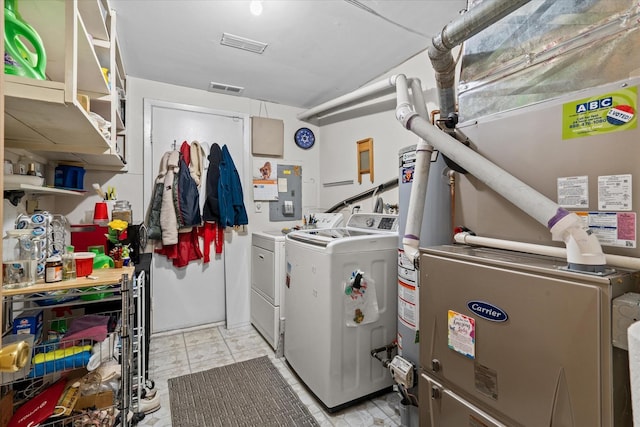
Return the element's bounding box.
[52,77,320,235]
[317,51,441,217]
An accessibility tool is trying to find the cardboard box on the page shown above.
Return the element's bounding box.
[12,309,43,336]
[0,390,14,427]
[74,390,114,411]
[76,94,90,112]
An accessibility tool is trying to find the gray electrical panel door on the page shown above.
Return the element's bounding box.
[269,164,302,221]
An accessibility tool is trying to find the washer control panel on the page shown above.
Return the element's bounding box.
[346,213,398,232]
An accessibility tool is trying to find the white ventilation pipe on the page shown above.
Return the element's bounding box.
[297,76,403,122]
[400,111,606,270]
[297,0,605,270]
[399,0,533,264]
[399,75,436,262]
[401,0,605,271]
[454,232,640,271]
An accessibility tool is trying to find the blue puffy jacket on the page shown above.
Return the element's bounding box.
[175,153,202,228]
[218,145,248,227]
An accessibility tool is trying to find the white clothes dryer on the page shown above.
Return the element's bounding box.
[284,213,398,412]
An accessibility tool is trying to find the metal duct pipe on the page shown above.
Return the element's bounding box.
[297,0,604,268]
[398,0,533,263]
[428,0,532,117]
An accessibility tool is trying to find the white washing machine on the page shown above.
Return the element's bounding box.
[251,213,343,351]
[284,213,398,412]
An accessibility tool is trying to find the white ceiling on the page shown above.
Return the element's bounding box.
[109,0,468,109]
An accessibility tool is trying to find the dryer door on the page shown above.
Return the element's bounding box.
[251,244,276,304]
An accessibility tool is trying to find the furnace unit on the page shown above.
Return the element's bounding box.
[419,245,638,427]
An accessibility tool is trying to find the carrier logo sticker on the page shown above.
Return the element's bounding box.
[606,105,635,125]
[467,301,508,322]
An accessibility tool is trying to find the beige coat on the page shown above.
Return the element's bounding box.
[160,150,180,245]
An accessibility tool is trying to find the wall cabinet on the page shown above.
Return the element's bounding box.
[5,0,127,171]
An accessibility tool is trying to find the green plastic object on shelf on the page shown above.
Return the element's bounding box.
[50,307,71,336]
[88,245,115,269]
[4,0,46,80]
[80,285,113,301]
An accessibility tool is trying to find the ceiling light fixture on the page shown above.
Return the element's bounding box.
[250,0,263,16]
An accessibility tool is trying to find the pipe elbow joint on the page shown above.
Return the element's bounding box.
[549,211,606,269]
[396,104,418,129]
[402,237,420,265]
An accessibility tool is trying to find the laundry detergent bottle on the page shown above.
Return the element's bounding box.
[4,0,46,80]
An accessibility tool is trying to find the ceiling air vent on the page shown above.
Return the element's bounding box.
[208,81,245,95]
[220,32,268,54]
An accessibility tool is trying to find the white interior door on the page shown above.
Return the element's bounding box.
[144,99,249,333]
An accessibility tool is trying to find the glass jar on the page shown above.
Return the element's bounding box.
[62,245,76,281]
[45,255,63,283]
[3,230,37,290]
[111,200,132,224]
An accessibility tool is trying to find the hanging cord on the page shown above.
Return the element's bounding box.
[448,169,456,242]
[374,196,384,213]
[398,384,419,406]
[371,187,379,211]
[258,100,269,118]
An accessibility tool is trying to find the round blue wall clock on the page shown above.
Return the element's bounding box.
[294,127,315,149]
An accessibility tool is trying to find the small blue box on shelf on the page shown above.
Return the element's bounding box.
[54,165,85,190]
[12,308,43,336]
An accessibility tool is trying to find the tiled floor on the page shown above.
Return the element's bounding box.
[137,322,402,426]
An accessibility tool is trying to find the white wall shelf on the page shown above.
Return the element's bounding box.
[4,0,127,171]
[3,183,85,206]
[4,183,85,196]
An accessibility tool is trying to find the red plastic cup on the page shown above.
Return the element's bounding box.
[93,202,109,225]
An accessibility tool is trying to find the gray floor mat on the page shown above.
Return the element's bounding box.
[168,356,319,426]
